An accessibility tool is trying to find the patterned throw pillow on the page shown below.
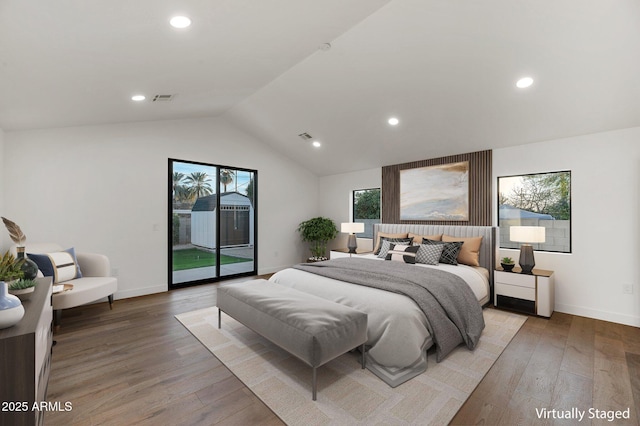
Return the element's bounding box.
[422,239,463,265]
[377,238,414,258]
[442,235,483,266]
[385,244,420,264]
[416,244,445,265]
[373,232,409,254]
[28,247,83,283]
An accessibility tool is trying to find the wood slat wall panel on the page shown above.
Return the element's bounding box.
[382,150,492,225]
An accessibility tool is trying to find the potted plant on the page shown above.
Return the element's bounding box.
[297,217,338,261]
[0,250,25,284]
[8,278,37,301]
[500,256,516,272]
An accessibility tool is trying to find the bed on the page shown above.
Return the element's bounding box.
[269,224,497,387]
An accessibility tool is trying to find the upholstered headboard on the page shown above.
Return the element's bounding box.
[373,224,498,295]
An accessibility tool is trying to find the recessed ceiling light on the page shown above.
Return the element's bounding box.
[170,16,191,28]
[131,95,146,101]
[388,117,399,126]
[312,141,322,148]
[516,77,534,89]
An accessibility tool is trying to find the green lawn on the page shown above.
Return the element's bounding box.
[172,248,251,271]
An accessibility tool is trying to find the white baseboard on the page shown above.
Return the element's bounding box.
[113,284,166,300]
[555,303,640,327]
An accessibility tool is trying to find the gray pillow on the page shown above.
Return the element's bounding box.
[422,239,463,265]
[416,244,444,265]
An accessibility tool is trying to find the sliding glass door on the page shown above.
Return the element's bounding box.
[218,168,256,278]
[169,159,257,288]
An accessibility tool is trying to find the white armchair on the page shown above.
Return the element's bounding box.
[14,243,118,326]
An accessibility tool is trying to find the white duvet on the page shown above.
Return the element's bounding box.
[269,255,489,387]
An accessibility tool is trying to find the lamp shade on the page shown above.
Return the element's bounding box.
[510,226,545,243]
[341,222,365,234]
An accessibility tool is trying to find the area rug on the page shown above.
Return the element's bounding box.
[176,307,526,425]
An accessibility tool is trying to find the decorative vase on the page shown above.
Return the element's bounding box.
[16,246,39,280]
[0,281,25,329]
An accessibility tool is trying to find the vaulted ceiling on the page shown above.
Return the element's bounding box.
[2,0,639,175]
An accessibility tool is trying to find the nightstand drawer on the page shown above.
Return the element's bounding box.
[495,272,535,289]
[495,282,535,301]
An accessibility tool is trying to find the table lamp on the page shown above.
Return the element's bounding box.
[510,226,545,274]
[341,222,365,253]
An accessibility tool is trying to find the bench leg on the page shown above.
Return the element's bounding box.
[108,294,114,310]
[218,308,221,329]
[312,367,317,401]
[361,343,366,369]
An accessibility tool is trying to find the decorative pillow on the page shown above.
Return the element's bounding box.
[408,233,442,245]
[416,244,445,265]
[385,244,419,264]
[377,238,414,258]
[442,235,483,266]
[28,247,83,283]
[373,232,409,254]
[422,239,463,265]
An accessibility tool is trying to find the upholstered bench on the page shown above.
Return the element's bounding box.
[217,279,367,400]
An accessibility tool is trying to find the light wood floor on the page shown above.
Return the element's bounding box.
[46,279,640,426]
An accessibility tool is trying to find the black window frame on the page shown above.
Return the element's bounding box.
[497,170,572,254]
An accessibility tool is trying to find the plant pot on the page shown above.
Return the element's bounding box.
[9,286,35,301]
[16,246,39,280]
[501,263,515,272]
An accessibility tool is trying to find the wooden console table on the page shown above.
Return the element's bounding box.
[0,277,53,426]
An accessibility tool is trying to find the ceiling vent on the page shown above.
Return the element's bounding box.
[152,94,174,102]
[298,132,313,140]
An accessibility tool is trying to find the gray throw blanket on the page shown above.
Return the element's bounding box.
[293,258,485,362]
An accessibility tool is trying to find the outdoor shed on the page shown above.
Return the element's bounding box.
[191,192,254,250]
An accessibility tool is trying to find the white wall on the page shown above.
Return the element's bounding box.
[494,127,640,327]
[1,117,318,299]
[318,167,381,252]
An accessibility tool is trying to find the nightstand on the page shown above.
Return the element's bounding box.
[330,248,373,259]
[494,268,555,317]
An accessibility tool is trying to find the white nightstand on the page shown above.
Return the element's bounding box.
[494,268,555,317]
[329,248,373,259]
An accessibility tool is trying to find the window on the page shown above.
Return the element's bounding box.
[169,159,257,288]
[352,188,381,239]
[498,171,571,253]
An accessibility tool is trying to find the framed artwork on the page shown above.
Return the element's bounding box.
[400,161,469,221]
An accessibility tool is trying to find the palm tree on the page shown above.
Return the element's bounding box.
[220,169,234,192]
[185,172,213,200]
[172,172,189,206]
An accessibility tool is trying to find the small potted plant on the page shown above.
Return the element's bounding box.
[500,256,516,272]
[0,250,25,284]
[297,217,338,261]
[8,278,37,301]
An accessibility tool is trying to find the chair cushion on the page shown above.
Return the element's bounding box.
[52,277,118,310]
[28,247,83,283]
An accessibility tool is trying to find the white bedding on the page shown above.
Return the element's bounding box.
[269,255,489,386]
